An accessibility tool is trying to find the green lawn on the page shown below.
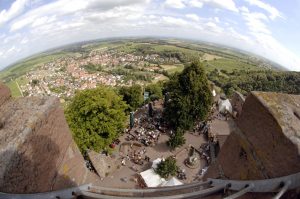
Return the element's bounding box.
[5,80,22,97]
[161,64,185,74]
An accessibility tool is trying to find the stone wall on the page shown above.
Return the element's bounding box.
[230,91,245,118]
[0,83,99,194]
[0,84,10,105]
[205,91,300,198]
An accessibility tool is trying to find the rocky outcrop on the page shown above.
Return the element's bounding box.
[0,84,10,105]
[230,91,245,118]
[205,91,300,198]
[0,83,100,194]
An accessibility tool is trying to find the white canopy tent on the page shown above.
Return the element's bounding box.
[218,99,232,114]
[140,158,183,188]
[140,169,166,187]
[161,177,183,187]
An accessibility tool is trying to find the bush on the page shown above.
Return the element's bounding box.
[167,129,186,149]
[155,156,179,178]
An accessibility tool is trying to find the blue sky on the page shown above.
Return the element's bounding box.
[0,0,300,71]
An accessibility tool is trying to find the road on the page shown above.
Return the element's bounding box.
[15,80,24,97]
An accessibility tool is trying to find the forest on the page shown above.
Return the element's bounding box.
[208,69,300,96]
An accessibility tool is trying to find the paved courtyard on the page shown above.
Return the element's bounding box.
[92,100,235,188]
[94,132,208,188]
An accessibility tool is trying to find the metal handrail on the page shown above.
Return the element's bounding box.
[81,185,226,199]
[209,172,300,192]
[0,184,91,199]
[1,172,300,199]
[224,183,254,199]
[89,180,211,194]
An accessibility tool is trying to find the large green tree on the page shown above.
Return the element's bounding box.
[119,85,143,111]
[66,86,128,154]
[164,60,212,130]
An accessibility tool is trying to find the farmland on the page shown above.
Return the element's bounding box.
[0,38,283,98]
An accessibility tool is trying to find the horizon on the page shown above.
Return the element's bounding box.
[0,36,286,72]
[0,0,300,71]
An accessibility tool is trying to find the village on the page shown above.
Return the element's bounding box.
[19,49,179,99]
[85,90,245,189]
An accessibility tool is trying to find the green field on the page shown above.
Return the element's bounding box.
[5,80,22,97]
[205,58,261,72]
[161,64,185,74]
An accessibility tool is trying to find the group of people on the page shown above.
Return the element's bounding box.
[126,127,161,147]
[199,143,211,164]
[177,169,187,180]
[121,147,150,167]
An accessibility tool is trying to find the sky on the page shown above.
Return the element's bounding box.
[0,0,300,71]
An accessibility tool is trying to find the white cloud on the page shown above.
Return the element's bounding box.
[244,0,283,20]
[0,0,30,27]
[31,15,57,28]
[186,14,200,22]
[3,33,22,44]
[0,34,6,39]
[242,11,271,35]
[214,17,220,23]
[201,0,239,12]
[187,0,204,8]
[7,46,16,53]
[204,21,223,34]
[227,27,254,45]
[10,0,87,31]
[237,3,299,71]
[10,0,149,32]
[20,37,28,44]
[251,33,300,71]
[163,0,238,12]
[164,0,186,9]
[239,6,249,13]
[0,0,299,71]
[162,16,189,26]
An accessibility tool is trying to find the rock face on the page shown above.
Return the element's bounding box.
[230,91,245,118]
[0,84,11,105]
[0,84,99,194]
[205,91,300,198]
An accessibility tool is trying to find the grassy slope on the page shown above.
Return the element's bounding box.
[5,80,21,97]
[205,58,261,72]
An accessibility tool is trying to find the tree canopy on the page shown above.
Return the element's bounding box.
[66,86,128,154]
[208,69,300,96]
[119,85,143,111]
[155,156,179,178]
[167,129,186,149]
[163,60,213,130]
[145,82,163,101]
